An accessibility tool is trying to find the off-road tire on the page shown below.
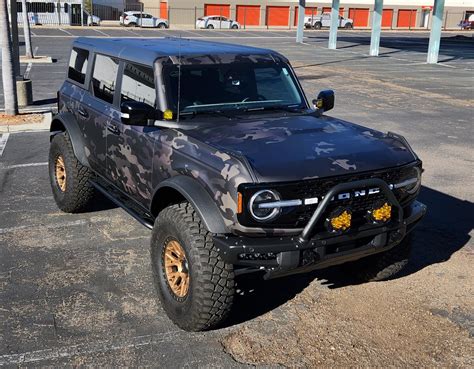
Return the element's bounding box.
[48,132,96,213]
[348,234,412,282]
[150,202,235,331]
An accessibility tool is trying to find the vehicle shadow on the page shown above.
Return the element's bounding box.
[88,194,118,212]
[224,185,473,327]
[304,34,474,62]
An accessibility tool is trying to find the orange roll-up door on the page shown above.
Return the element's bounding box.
[204,4,230,17]
[382,9,393,27]
[397,9,416,27]
[348,8,369,27]
[266,6,290,26]
[236,5,260,26]
[160,2,168,20]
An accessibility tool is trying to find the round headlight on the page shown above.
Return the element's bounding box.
[405,166,422,194]
[249,189,281,222]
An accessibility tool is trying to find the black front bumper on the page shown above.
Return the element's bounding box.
[214,178,426,279]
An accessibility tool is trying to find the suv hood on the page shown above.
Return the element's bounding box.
[185,114,416,183]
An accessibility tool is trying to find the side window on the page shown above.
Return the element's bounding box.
[120,63,156,108]
[68,47,89,85]
[91,54,119,104]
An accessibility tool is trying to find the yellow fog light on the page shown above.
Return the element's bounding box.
[371,202,392,223]
[327,209,352,232]
[163,109,173,120]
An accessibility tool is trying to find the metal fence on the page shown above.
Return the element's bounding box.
[11,2,472,31]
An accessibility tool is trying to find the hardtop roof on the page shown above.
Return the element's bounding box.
[73,37,284,66]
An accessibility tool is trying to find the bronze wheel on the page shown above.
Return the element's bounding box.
[55,155,67,192]
[163,239,190,298]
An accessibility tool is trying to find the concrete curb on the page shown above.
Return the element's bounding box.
[20,56,53,64]
[0,111,52,133]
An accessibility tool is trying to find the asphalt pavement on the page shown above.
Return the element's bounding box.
[0,28,473,366]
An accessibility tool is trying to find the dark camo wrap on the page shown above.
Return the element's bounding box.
[56,38,417,236]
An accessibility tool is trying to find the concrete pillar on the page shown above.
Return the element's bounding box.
[296,0,305,43]
[370,0,384,56]
[427,0,445,63]
[328,0,340,49]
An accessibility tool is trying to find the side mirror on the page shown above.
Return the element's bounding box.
[120,101,157,126]
[312,90,335,112]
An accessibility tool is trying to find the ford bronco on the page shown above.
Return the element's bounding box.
[49,37,426,331]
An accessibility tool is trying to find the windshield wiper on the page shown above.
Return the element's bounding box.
[179,110,239,120]
[243,105,305,113]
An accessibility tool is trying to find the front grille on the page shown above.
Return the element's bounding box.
[238,163,421,231]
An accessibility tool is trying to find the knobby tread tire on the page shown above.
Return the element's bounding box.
[151,202,235,331]
[49,132,96,213]
[349,235,412,282]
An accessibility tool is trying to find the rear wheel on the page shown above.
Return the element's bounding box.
[48,132,96,213]
[345,22,353,29]
[231,24,238,29]
[126,22,137,27]
[207,24,214,29]
[347,235,412,282]
[150,202,235,331]
[313,22,322,29]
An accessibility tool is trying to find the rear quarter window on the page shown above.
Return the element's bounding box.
[68,47,89,85]
[90,54,119,104]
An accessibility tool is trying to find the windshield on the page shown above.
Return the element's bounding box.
[163,62,306,116]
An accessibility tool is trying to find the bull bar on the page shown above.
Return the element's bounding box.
[213,178,427,279]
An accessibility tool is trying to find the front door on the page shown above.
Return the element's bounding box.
[71,4,82,26]
[106,61,157,205]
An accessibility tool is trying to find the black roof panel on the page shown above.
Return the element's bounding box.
[73,37,280,65]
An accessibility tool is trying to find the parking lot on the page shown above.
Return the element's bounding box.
[0,29,473,366]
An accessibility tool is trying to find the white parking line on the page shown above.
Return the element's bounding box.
[58,28,74,36]
[24,62,33,78]
[93,28,110,37]
[0,162,48,170]
[0,133,10,156]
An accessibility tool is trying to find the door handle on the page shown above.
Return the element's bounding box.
[77,107,89,118]
[107,123,120,135]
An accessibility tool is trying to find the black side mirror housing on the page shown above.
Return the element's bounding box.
[120,101,158,126]
[312,90,335,112]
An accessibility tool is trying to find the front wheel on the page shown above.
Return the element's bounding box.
[206,24,214,29]
[313,22,322,29]
[158,22,167,29]
[231,24,238,29]
[150,202,235,331]
[344,23,353,29]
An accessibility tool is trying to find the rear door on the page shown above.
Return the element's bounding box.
[106,61,156,204]
[220,16,232,28]
[85,53,121,175]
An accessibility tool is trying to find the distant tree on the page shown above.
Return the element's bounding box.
[1,0,19,115]
[84,0,92,13]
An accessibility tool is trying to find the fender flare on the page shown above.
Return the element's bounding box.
[153,176,230,235]
[50,112,90,168]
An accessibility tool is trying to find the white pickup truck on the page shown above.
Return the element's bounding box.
[304,12,353,29]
